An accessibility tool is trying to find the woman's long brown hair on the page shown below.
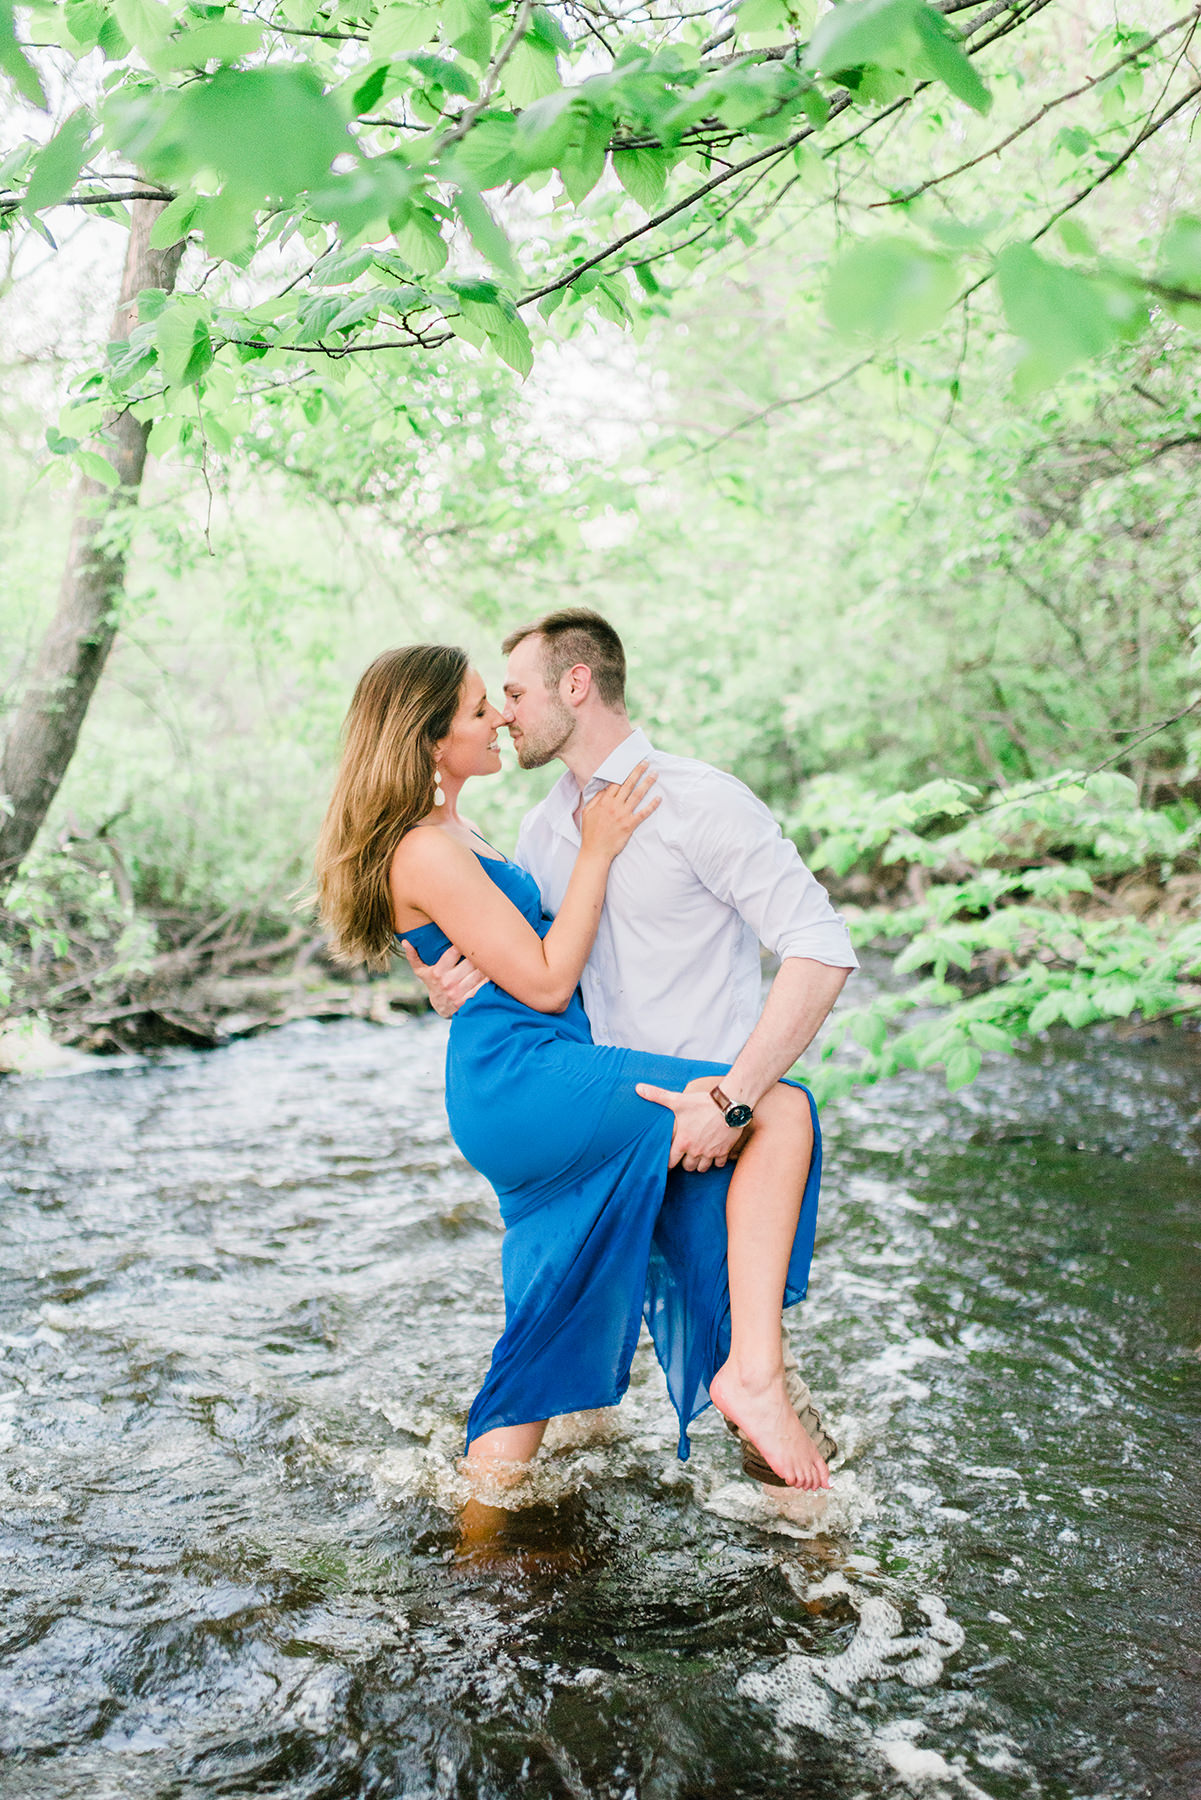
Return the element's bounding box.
[314,644,469,969]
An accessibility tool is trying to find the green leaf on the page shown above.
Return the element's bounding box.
[529,6,571,54]
[513,89,577,169]
[312,244,377,285]
[560,108,609,204]
[450,113,519,189]
[1094,980,1138,1018]
[452,280,533,375]
[453,185,516,276]
[200,187,257,261]
[165,18,265,66]
[368,3,438,58]
[1057,217,1094,258]
[910,4,990,114]
[805,0,917,77]
[851,1010,888,1054]
[594,275,630,327]
[327,290,383,332]
[347,60,391,116]
[968,1021,1011,1053]
[135,286,169,322]
[147,65,349,204]
[1026,992,1062,1033]
[75,448,122,488]
[391,202,448,273]
[148,188,200,248]
[309,155,415,239]
[612,147,670,211]
[156,302,214,386]
[113,0,171,54]
[0,0,48,104]
[504,39,560,106]
[996,242,1148,394]
[442,0,492,68]
[23,109,93,212]
[825,236,958,342]
[736,0,793,33]
[945,1043,981,1091]
[1060,991,1098,1029]
[1156,214,1201,328]
[406,50,478,98]
[805,0,989,113]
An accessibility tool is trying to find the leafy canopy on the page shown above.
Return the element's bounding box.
[2,0,1199,489]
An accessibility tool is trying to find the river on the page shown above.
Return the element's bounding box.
[1,994,1198,1798]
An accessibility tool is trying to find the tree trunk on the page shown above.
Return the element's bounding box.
[0,200,184,882]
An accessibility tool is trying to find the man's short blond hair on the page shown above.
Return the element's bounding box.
[502,608,627,710]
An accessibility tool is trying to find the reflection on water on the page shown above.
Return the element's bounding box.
[1,995,1198,1798]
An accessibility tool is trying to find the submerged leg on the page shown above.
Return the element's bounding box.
[465,1418,548,1468]
[708,1083,830,1491]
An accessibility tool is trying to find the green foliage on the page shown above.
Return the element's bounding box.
[22,109,93,213]
[997,243,1147,395]
[790,770,1201,1101]
[826,237,958,342]
[804,0,989,116]
[3,0,1201,1092]
[0,0,45,107]
[1,0,1198,454]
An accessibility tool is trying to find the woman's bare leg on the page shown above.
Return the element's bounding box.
[708,1084,830,1490]
[465,1418,548,1468]
[458,1420,548,1558]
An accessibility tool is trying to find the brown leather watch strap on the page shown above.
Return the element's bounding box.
[711,1084,733,1113]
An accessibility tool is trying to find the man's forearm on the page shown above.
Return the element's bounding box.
[724,958,850,1107]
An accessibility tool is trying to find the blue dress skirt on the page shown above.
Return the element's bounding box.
[400,854,821,1458]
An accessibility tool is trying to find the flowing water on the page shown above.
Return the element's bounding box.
[1,972,1199,1799]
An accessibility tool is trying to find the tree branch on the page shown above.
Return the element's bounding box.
[870,6,1201,210]
[0,188,174,219]
[435,0,536,155]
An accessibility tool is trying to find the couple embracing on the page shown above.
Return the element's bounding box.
[315,610,857,1491]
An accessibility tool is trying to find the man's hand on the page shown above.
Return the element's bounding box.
[399,940,489,1018]
[634,1074,748,1172]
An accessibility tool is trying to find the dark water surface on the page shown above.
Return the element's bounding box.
[1,1003,1198,1800]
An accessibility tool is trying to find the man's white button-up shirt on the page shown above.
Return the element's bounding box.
[514,728,858,1063]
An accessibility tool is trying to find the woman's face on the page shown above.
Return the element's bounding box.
[436,669,505,784]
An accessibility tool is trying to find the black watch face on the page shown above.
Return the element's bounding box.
[725,1103,753,1129]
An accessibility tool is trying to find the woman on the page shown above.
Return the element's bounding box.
[315,645,829,1491]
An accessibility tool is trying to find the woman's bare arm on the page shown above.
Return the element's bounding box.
[391,768,656,1013]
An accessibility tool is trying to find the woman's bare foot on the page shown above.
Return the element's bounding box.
[709,1360,831,1490]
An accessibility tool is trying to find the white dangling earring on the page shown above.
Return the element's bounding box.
[433,767,446,806]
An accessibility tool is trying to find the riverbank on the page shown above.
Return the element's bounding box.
[0,923,430,1074]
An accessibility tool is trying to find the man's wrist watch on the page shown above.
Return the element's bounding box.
[710,1084,754,1130]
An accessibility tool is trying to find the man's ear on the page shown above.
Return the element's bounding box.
[562,662,593,708]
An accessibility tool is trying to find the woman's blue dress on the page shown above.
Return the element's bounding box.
[400,853,821,1458]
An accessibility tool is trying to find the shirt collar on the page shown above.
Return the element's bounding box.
[536,727,655,839]
[589,727,654,788]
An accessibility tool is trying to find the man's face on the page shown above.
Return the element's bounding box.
[502,635,575,770]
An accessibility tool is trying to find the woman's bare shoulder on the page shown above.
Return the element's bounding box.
[391,823,472,869]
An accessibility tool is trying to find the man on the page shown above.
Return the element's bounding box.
[402,608,857,1479]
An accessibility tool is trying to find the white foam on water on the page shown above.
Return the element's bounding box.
[738,1582,1000,1794]
[703,1468,876,1539]
[801,1571,856,1602]
[875,1730,991,1798]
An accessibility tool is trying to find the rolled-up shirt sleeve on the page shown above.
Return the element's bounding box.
[681,771,859,970]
